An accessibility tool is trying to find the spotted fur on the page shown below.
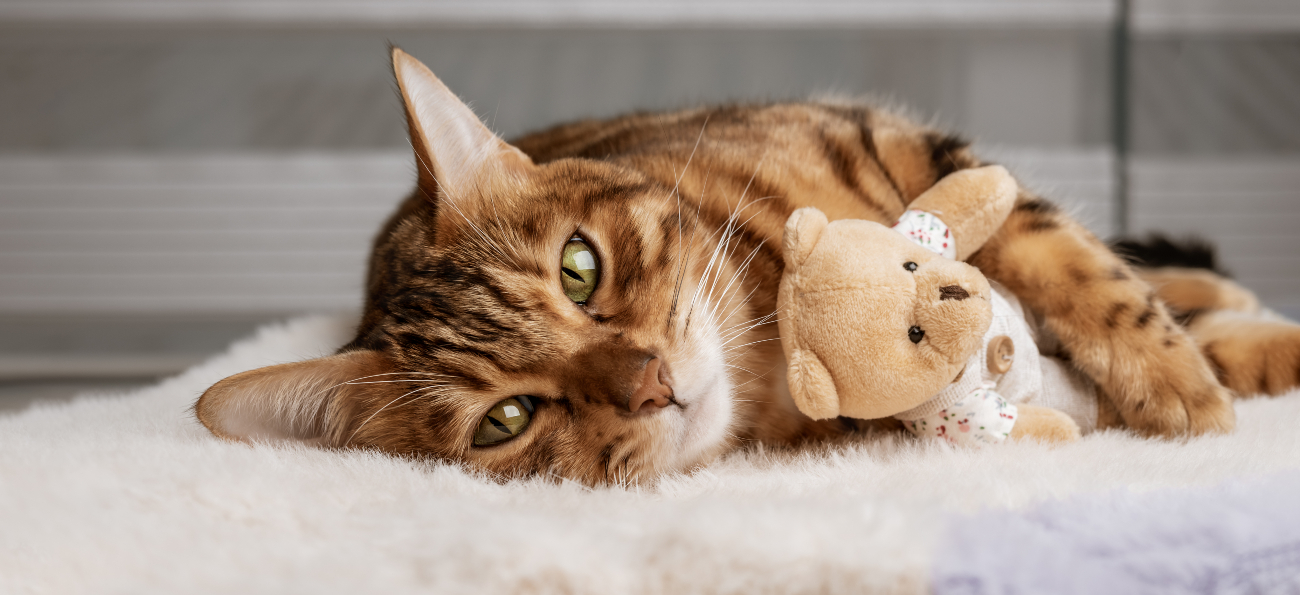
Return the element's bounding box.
[197,49,1250,485]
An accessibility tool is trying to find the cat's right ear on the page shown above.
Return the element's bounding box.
[391,47,535,207]
[195,349,385,446]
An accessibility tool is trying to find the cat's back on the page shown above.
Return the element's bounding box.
[511,101,974,228]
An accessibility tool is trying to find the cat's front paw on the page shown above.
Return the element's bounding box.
[1105,339,1235,437]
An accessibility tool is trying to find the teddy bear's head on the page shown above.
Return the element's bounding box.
[777,208,994,420]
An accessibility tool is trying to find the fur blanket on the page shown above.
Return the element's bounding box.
[4,315,1299,594]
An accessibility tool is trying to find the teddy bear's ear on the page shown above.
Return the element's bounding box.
[908,165,1017,260]
[787,348,841,420]
[783,207,829,270]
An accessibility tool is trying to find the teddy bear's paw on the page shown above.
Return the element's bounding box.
[1009,405,1081,444]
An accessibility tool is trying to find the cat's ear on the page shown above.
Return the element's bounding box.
[195,349,385,445]
[391,47,535,204]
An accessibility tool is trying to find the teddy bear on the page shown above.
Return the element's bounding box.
[777,165,1108,446]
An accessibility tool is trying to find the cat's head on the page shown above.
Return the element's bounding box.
[195,49,750,484]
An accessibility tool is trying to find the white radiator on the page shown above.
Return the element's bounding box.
[0,153,412,314]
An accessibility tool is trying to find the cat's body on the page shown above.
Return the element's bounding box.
[196,49,1300,485]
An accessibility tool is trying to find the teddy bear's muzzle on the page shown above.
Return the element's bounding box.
[913,263,994,366]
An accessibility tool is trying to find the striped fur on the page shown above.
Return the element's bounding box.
[197,50,1292,485]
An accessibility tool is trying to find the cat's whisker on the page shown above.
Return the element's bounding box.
[719,314,767,344]
[666,117,710,330]
[720,309,779,339]
[345,384,456,445]
[719,320,778,348]
[284,371,452,422]
[709,243,764,321]
[723,337,781,354]
[722,363,761,376]
[683,189,756,331]
[683,185,778,334]
[377,387,456,416]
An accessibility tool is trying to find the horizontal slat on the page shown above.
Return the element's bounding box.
[1135,0,1300,33]
[0,186,411,209]
[0,208,393,232]
[980,146,1116,238]
[1127,213,1300,235]
[0,252,364,275]
[1130,156,1300,314]
[0,295,357,313]
[0,207,391,228]
[0,354,206,380]
[1132,156,1300,189]
[0,153,407,313]
[0,273,359,293]
[0,230,375,252]
[0,0,1118,28]
[0,153,413,185]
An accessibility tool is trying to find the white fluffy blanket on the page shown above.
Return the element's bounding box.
[4,315,1300,594]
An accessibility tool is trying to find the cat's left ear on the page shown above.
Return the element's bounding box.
[195,349,386,445]
[391,47,535,205]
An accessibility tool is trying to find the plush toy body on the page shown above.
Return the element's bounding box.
[896,282,1099,445]
[778,166,1099,445]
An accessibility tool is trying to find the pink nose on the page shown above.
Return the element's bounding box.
[628,357,675,413]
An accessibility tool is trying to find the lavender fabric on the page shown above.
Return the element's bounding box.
[934,470,1300,594]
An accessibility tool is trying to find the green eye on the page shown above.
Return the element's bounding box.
[472,396,535,447]
[561,238,599,303]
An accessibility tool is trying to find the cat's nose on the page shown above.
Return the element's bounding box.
[628,357,674,413]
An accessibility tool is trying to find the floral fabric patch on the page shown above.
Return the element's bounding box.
[892,210,955,259]
[901,383,1018,447]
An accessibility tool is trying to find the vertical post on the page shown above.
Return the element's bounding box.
[1112,0,1132,237]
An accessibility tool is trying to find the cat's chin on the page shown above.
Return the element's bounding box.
[644,360,734,478]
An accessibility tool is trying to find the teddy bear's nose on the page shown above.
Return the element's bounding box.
[939,285,971,301]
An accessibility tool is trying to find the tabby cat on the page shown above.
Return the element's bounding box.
[195,48,1300,485]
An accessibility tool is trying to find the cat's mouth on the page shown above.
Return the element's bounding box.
[644,345,734,474]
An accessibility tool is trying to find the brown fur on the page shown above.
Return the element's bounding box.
[1136,268,1300,398]
[196,49,1299,486]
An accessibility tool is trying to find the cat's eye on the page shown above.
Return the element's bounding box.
[472,396,536,446]
[561,237,600,303]
[908,326,925,344]
[904,261,918,272]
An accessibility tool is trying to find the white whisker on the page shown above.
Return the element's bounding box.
[345,384,456,445]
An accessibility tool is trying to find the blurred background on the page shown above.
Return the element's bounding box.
[1,0,1297,410]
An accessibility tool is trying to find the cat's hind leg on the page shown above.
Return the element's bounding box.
[1191,311,1300,397]
[1136,266,1300,397]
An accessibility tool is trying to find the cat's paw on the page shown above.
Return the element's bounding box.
[1195,312,1300,397]
[1105,338,1236,437]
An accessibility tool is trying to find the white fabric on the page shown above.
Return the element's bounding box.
[901,384,1019,446]
[894,282,1099,435]
[4,314,1300,594]
[892,209,956,259]
[894,285,1046,420]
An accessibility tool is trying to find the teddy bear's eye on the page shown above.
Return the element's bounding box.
[908,326,925,344]
[904,261,918,272]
